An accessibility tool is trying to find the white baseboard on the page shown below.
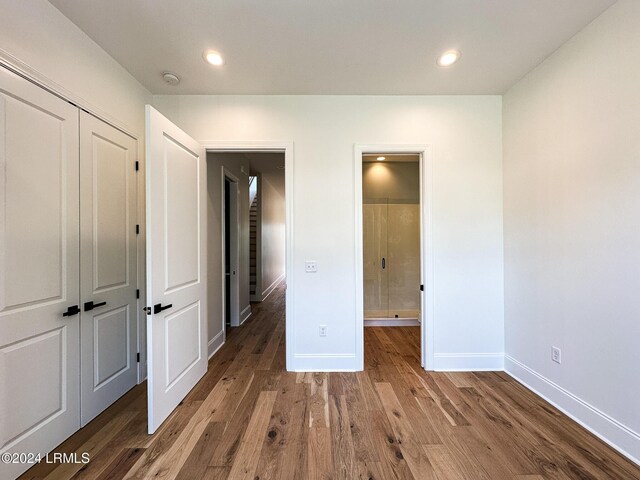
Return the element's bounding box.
[365,318,420,327]
[261,273,285,301]
[505,355,640,466]
[240,305,252,325]
[433,352,504,371]
[207,330,225,360]
[293,353,358,372]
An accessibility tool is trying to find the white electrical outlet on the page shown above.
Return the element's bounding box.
[319,325,328,337]
[552,346,561,364]
[305,261,318,273]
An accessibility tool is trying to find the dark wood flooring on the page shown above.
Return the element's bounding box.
[20,283,640,479]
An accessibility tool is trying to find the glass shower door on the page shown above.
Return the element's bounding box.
[387,203,421,319]
[363,201,388,318]
[364,199,421,321]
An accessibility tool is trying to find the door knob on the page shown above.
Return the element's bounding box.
[84,300,107,311]
[62,305,80,317]
[153,303,173,314]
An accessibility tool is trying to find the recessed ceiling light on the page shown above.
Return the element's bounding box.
[162,72,180,86]
[437,50,461,67]
[204,51,224,66]
[376,156,386,161]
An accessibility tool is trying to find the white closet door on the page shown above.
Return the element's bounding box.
[146,105,207,433]
[0,68,80,479]
[79,112,138,426]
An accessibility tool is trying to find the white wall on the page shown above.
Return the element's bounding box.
[259,172,286,298]
[503,0,640,463]
[363,162,420,203]
[154,94,504,371]
[0,0,151,134]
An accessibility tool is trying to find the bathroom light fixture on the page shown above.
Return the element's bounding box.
[204,51,224,66]
[377,156,386,161]
[437,50,461,67]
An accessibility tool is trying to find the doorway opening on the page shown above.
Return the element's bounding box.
[207,149,289,362]
[362,154,421,326]
[355,145,433,370]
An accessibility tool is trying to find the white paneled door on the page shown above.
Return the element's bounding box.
[145,105,207,433]
[0,69,80,479]
[79,112,138,426]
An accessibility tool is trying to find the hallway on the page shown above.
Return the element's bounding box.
[21,283,640,479]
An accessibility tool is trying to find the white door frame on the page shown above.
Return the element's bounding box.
[203,142,294,371]
[354,144,434,371]
[221,168,241,328]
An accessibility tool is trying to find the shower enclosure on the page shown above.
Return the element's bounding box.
[363,198,420,323]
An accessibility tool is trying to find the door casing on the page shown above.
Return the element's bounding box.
[354,144,434,371]
[203,143,294,371]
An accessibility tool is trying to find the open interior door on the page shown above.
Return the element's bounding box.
[145,105,207,433]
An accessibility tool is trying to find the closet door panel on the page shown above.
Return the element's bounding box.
[79,112,137,426]
[0,67,80,480]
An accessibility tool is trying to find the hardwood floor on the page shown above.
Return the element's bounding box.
[21,283,640,479]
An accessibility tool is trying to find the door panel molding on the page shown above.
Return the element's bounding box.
[146,105,207,433]
[80,111,138,427]
[0,66,80,480]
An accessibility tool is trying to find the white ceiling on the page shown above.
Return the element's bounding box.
[48,0,615,95]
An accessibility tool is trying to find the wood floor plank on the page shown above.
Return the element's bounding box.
[123,373,236,479]
[368,409,414,480]
[276,382,309,480]
[19,284,640,480]
[253,375,305,479]
[328,394,357,479]
[90,448,146,480]
[375,382,438,480]
[308,373,329,429]
[307,427,333,480]
[175,422,226,480]
[227,390,278,480]
[209,373,276,468]
[43,410,138,480]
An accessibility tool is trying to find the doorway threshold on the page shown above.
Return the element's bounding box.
[364,318,420,327]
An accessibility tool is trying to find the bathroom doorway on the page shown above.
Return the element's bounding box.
[355,145,433,370]
[362,154,421,326]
